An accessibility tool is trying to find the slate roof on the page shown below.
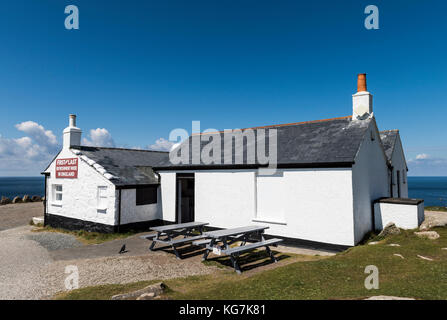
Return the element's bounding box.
[154,116,373,170]
[379,130,399,161]
[71,146,169,186]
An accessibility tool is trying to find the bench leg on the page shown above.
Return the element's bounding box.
[149,240,156,251]
[202,249,210,261]
[172,245,182,259]
[265,246,277,263]
[230,255,242,274]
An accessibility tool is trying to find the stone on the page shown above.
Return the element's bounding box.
[136,292,155,300]
[414,231,440,240]
[0,197,11,205]
[31,195,41,202]
[22,195,31,203]
[417,255,434,261]
[365,296,415,300]
[388,243,400,247]
[111,282,165,300]
[12,196,22,204]
[378,222,401,238]
[32,217,44,225]
[368,241,380,245]
[393,254,404,259]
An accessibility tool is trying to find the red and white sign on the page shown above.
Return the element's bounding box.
[56,158,78,178]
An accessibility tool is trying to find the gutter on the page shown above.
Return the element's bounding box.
[153,161,355,172]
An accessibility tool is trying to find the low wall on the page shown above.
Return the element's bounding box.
[374,198,424,230]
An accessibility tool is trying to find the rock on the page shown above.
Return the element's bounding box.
[22,195,31,202]
[442,248,447,251]
[414,231,440,240]
[368,241,380,245]
[388,243,401,247]
[32,217,44,225]
[42,197,45,202]
[378,223,401,238]
[417,255,434,261]
[365,296,415,300]
[111,282,166,300]
[0,197,11,205]
[12,196,22,204]
[31,195,41,202]
[393,254,404,259]
[420,212,447,230]
[136,292,155,300]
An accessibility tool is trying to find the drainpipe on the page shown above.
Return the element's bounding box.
[41,172,49,226]
[117,188,122,233]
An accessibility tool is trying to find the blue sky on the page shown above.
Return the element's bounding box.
[0,0,446,176]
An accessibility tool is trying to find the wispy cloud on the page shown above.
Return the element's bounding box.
[408,153,447,176]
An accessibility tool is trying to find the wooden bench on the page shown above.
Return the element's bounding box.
[192,239,212,247]
[156,235,206,246]
[222,238,283,274]
[139,234,158,240]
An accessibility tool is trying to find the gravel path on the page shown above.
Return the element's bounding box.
[0,226,217,300]
[0,202,42,231]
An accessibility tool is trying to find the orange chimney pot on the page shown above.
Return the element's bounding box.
[357,73,367,92]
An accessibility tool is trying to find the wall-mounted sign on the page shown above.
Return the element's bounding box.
[56,158,78,178]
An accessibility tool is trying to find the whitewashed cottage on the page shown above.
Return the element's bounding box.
[43,74,418,247]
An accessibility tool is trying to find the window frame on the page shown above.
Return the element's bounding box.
[52,184,63,206]
[135,185,158,206]
[97,186,108,211]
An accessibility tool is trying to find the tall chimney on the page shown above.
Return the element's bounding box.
[352,74,373,120]
[63,114,82,149]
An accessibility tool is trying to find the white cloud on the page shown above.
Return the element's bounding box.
[415,153,430,160]
[147,138,175,152]
[408,154,447,176]
[82,128,115,147]
[0,121,60,175]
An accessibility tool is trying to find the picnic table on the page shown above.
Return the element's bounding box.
[140,221,209,259]
[199,225,283,274]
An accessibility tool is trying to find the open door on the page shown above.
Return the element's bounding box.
[176,173,195,223]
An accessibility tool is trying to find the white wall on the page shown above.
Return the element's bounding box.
[159,172,177,222]
[119,188,161,225]
[45,148,116,226]
[390,135,408,198]
[352,121,390,243]
[374,202,424,230]
[160,168,356,246]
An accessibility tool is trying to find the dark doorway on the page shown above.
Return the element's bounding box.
[176,173,195,223]
[396,170,401,198]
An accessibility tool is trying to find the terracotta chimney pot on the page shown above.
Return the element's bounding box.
[357,73,367,92]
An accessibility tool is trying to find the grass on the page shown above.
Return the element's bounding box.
[55,226,447,300]
[426,206,447,212]
[54,280,160,300]
[32,225,136,245]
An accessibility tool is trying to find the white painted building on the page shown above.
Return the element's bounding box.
[43,74,414,246]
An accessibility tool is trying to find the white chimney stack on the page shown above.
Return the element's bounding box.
[352,74,373,120]
[63,114,82,149]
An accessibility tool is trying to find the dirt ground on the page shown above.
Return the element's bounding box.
[0,202,43,231]
[0,203,445,299]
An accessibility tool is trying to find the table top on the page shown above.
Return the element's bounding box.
[150,221,209,232]
[203,225,268,238]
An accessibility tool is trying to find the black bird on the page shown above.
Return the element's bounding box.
[119,244,127,254]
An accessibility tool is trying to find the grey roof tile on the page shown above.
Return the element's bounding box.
[71,146,169,186]
[379,130,399,161]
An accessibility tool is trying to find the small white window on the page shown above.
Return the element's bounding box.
[97,186,108,211]
[52,184,63,205]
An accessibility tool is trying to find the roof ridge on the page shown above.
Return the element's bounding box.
[380,129,399,133]
[193,115,352,136]
[73,146,169,154]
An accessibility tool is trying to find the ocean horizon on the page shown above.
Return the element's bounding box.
[0,176,446,207]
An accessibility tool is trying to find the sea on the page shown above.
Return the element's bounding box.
[0,176,446,207]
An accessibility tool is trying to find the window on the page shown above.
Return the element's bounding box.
[52,184,63,205]
[136,186,158,206]
[97,186,108,210]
